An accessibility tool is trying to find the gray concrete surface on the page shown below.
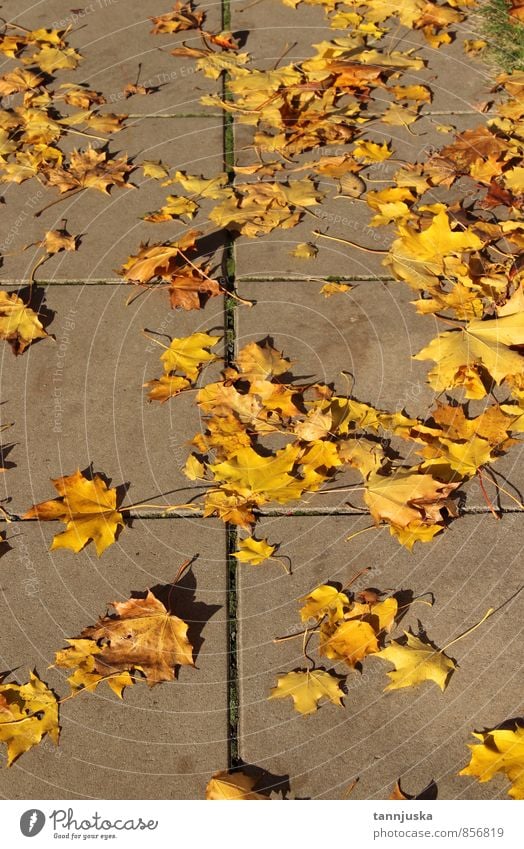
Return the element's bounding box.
[0,285,224,516]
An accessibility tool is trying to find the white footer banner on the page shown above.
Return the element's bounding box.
[1,799,521,848]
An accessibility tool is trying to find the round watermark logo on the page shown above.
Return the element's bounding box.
[20,810,46,837]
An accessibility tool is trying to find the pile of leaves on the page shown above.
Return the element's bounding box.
[269,583,458,715]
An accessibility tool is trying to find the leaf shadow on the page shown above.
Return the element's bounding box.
[396,777,439,800]
[151,565,222,666]
[0,531,12,559]
[0,441,16,471]
[17,285,55,334]
[234,760,291,799]
[486,716,524,734]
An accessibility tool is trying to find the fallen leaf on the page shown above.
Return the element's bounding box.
[0,291,48,354]
[233,536,276,565]
[144,374,191,403]
[160,332,221,381]
[46,147,134,194]
[141,160,170,180]
[0,672,59,766]
[41,228,78,254]
[414,313,524,398]
[292,242,318,259]
[150,2,205,34]
[24,469,124,556]
[459,725,524,800]
[320,618,380,666]
[376,631,455,691]
[320,281,352,297]
[206,770,266,800]
[55,588,194,690]
[269,669,344,714]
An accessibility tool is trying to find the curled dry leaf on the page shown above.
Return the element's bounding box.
[41,228,78,254]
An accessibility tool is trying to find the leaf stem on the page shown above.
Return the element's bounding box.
[34,188,85,218]
[440,608,495,654]
[313,230,389,254]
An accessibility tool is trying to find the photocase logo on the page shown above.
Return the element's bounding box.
[20,809,46,837]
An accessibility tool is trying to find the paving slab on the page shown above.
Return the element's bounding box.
[0,284,225,516]
[237,279,438,415]
[0,116,224,283]
[0,519,228,798]
[237,515,524,799]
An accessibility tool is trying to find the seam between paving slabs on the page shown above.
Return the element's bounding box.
[3,276,400,286]
[11,505,524,523]
[221,0,241,772]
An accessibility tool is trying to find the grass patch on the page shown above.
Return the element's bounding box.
[480,0,524,71]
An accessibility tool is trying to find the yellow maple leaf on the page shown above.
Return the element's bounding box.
[414,314,524,398]
[353,140,392,163]
[459,725,524,800]
[233,536,276,565]
[292,242,318,259]
[54,639,132,699]
[391,84,431,102]
[364,468,458,530]
[203,488,256,529]
[347,597,399,635]
[209,444,305,505]
[27,45,82,73]
[141,160,170,180]
[320,282,352,298]
[24,469,124,556]
[0,291,48,355]
[0,672,59,766]
[269,669,344,715]
[170,170,230,199]
[387,521,445,550]
[0,68,43,95]
[46,147,134,194]
[144,374,191,403]
[160,332,221,381]
[144,195,198,222]
[376,631,455,691]
[236,340,291,380]
[183,454,206,481]
[386,210,483,288]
